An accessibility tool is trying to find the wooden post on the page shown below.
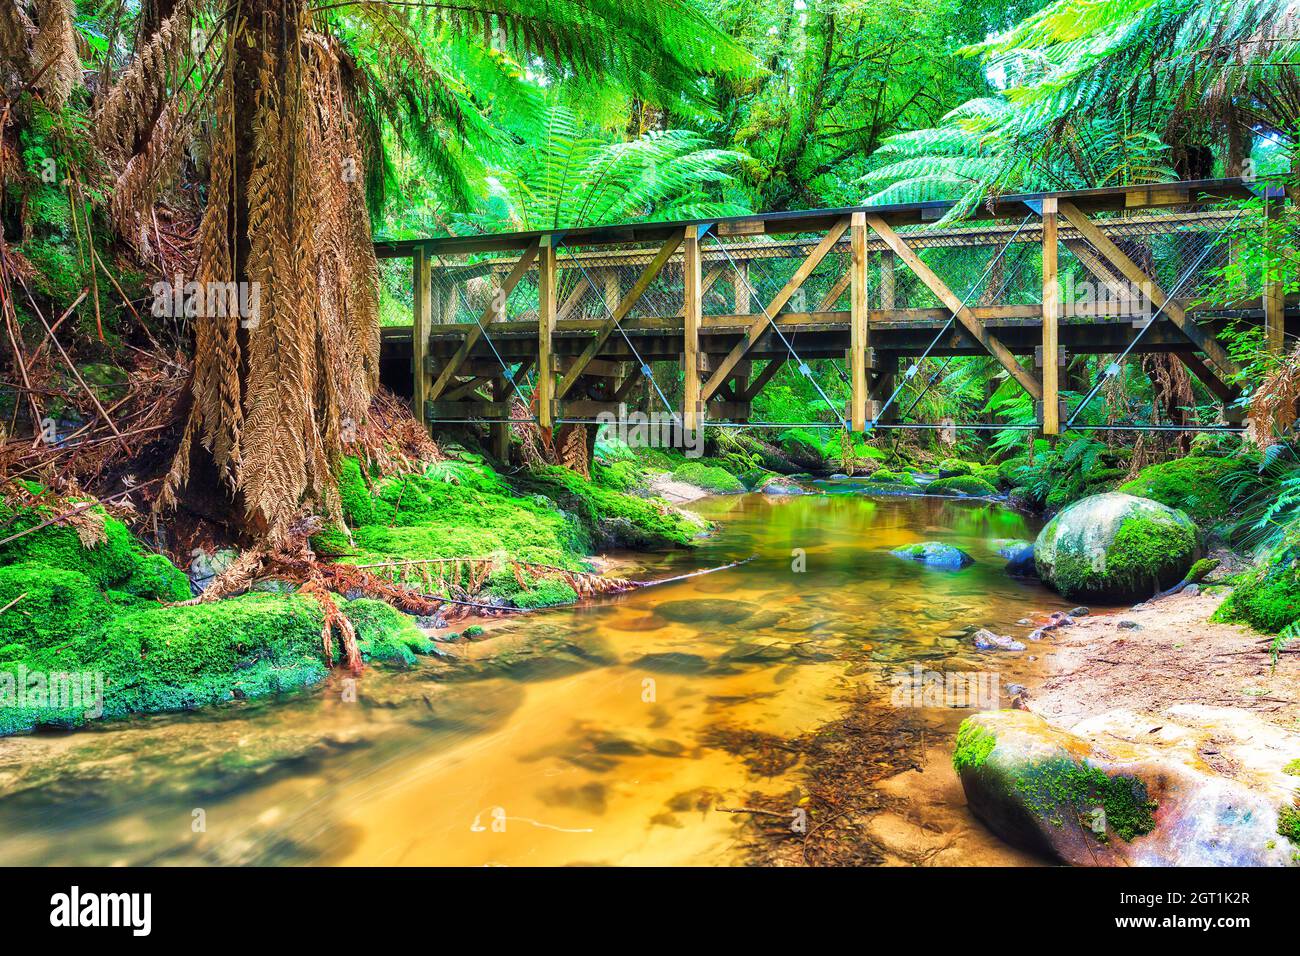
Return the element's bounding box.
[849,212,868,431]
[411,245,432,427]
[1041,197,1061,435]
[880,251,896,309]
[1265,198,1285,356]
[683,225,703,432]
[537,235,557,432]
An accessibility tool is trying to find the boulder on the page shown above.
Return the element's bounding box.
[1034,493,1198,602]
[953,707,1299,866]
[890,541,974,570]
[996,540,1036,576]
[972,629,1025,652]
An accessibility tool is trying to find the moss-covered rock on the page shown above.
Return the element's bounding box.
[671,460,745,494]
[1035,492,1198,601]
[342,598,433,665]
[954,708,1299,866]
[866,468,917,486]
[0,498,189,601]
[890,541,974,570]
[0,592,330,736]
[926,475,997,497]
[1118,455,1238,527]
[0,563,107,652]
[937,458,976,478]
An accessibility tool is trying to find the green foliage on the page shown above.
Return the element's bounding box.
[1012,435,1128,512]
[0,499,189,601]
[866,468,917,486]
[1278,804,1300,845]
[1212,559,1300,636]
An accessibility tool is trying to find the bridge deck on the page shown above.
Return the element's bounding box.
[374,178,1292,438]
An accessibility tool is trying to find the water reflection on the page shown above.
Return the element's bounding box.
[0,491,1065,866]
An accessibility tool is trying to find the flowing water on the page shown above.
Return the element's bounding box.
[0,487,1069,866]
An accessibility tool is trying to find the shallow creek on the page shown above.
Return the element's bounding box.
[0,487,1071,865]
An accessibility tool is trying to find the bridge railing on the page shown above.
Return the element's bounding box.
[376,179,1288,436]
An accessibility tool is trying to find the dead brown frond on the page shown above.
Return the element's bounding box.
[160,6,383,545]
[30,0,81,108]
[1247,342,1300,444]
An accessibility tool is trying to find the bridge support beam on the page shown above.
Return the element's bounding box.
[849,211,869,431]
[1041,198,1060,435]
[1265,198,1286,356]
[412,244,432,428]
[683,225,704,432]
[537,236,557,432]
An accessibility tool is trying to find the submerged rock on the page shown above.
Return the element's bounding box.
[996,540,1036,576]
[953,708,1300,866]
[971,629,1026,652]
[1034,492,1198,602]
[890,541,974,570]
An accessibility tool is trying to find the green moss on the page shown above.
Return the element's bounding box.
[463,625,484,638]
[952,719,997,774]
[0,593,330,736]
[0,501,141,589]
[1278,804,1300,845]
[1282,759,1300,776]
[1119,456,1237,527]
[123,552,192,602]
[342,598,432,665]
[1010,757,1156,843]
[1211,561,1300,635]
[935,458,974,477]
[1107,514,1198,587]
[0,563,107,652]
[998,456,1030,488]
[338,456,376,526]
[520,466,701,550]
[671,461,745,494]
[867,468,917,486]
[927,475,997,497]
[511,579,579,609]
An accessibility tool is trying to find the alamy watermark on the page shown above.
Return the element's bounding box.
[0,666,104,719]
[151,277,261,328]
[595,404,704,458]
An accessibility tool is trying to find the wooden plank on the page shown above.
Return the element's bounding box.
[866,214,1043,400]
[556,232,684,399]
[428,239,540,400]
[849,211,868,431]
[491,377,511,460]
[537,236,557,431]
[683,225,704,431]
[1041,198,1060,436]
[1057,200,1243,382]
[701,219,851,401]
[427,400,512,419]
[411,246,432,426]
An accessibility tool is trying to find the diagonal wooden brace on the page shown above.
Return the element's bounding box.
[428,239,541,400]
[556,232,685,399]
[1057,201,1243,383]
[866,214,1043,401]
[701,218,850,401]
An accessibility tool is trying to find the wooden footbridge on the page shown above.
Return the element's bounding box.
[376,178,1294,449]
